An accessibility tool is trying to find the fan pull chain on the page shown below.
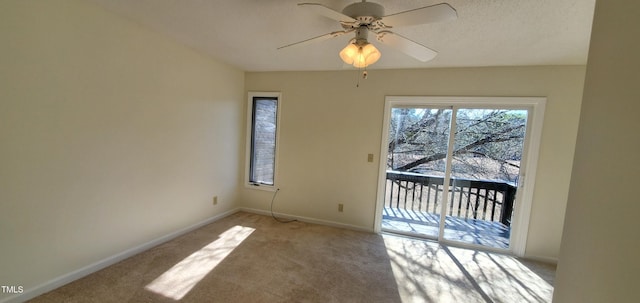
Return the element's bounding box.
[356,66,369,88]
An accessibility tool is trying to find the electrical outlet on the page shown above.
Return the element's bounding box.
[338,203,344,212]
[213,196,218,205]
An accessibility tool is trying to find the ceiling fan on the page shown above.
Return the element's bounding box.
[278,1,457,68]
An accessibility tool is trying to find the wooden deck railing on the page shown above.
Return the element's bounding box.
[385,171,517,226]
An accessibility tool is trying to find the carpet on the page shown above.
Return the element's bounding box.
[28,211,554,302]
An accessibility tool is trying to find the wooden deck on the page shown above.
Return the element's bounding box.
[382,207,511,249]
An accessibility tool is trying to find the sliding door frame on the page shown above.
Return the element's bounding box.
[374,96,546,256]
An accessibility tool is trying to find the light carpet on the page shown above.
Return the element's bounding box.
[29,211,555,302]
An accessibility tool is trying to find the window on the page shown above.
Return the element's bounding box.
[246,92,280,189]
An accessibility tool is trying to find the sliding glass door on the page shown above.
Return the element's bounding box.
[443,108,527,248]
[383,107,452,238]
[377,97,545,253]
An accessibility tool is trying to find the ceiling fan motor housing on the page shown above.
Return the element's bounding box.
[342,1,385,20]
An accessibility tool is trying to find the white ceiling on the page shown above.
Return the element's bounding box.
[87,0,596,72]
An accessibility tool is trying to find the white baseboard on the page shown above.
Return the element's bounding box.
[239,207,373,233]
[1,208,240,303]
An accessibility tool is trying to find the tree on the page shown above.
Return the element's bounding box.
[388,108,526,182]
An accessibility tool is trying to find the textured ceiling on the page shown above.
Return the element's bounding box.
[87,0,596,72]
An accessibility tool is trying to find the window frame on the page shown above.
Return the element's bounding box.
[245,92,281,191]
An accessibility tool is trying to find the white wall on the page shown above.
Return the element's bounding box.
[0,0,244,300]
[554,0,640,302]
[243,66,585,260]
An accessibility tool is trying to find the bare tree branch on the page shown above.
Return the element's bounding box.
[465,151,521,169]
[394,134,520,171]
[388,109,441,152]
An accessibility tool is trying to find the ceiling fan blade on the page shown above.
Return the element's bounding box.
[381,3,457,28]
[375,31,437,62]
[298,3,357,23]
[277,30,352,50]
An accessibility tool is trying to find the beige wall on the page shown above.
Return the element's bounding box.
[243,66,586,260]
[554,1,640,302]
[0,0,244,299]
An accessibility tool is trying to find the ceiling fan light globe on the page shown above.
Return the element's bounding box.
[359,43,381,67]
[339,43,359,65]
[340,43,381,68]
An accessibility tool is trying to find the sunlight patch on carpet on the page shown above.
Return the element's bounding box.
[145,225,255,300]
[445,246,554,302]
[381,234,554,302]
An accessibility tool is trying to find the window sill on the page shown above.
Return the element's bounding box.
[245,183,278,192]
